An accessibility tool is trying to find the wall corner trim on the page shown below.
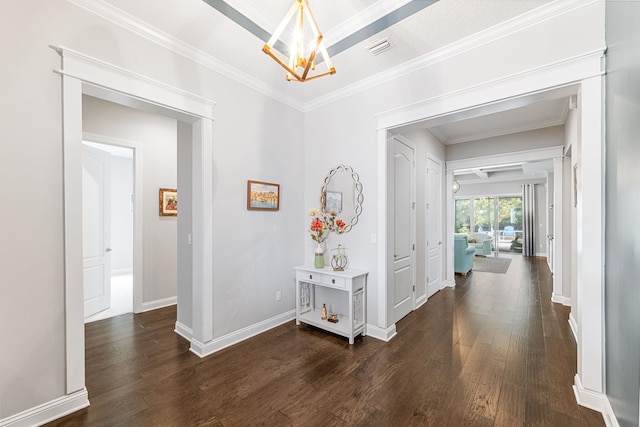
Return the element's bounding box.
[365,323,397,342]
[573,374,606,412]
[0,389,89,427]
[573,374,618,426]
[442,280,456,288]
[174,321,193,341]
[602,396,621,427]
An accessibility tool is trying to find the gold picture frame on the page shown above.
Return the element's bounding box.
[247,180,280,211]
[159,188,177,217]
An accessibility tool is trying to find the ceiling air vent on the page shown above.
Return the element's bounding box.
[368,38,392,56]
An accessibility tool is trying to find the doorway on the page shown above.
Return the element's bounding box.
[82,141,135,323]
[454,195,524,257]
[59,47,215,398]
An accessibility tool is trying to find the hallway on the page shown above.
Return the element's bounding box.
[47,255,604,426]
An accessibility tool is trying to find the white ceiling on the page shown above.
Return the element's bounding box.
[89,0,571,181]
[97,0,555,105]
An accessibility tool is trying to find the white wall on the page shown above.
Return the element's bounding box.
[83,95,178,304]
[176,122,193,332]
[446,126,565,161]
[564,108,579,306]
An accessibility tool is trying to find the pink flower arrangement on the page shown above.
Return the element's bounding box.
[308,208,346,242]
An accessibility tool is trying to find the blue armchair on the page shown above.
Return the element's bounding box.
[454,234,476,275]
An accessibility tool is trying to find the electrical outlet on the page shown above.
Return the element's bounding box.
[276,290,282,301]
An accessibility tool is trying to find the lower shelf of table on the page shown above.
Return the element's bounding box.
[297,308,364,340]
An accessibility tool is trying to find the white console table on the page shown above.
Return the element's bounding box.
[294,266,368,344]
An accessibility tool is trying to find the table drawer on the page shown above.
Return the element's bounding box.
[303,272,346,289]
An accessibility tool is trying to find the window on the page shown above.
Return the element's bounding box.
[454,195,523,236]
[455,199,470,233]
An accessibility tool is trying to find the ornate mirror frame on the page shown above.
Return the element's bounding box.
[320,164,364,233]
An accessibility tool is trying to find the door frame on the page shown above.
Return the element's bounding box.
[56,46,215,399]
[375,51,605,410]
[83,134,144,314]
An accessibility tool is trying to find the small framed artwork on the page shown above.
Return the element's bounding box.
[325,191,342,213]
[159,188,177,217]
[247,180,280,211]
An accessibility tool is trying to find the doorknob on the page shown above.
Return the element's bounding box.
[105,247,112,252]
[438,241,442,245]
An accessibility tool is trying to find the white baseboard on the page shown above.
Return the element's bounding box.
[189,310,296,358]
[442,279,455,288]
[415,294,428,309]
[141,296,176,312]
[551,293,571,306]
[568,313,578,343]
[602,396,620,427]
[174,321,193,341]
[573,374,606,412]
[0,388,89,427]
[366,322,397,342]
[573,374,617,426]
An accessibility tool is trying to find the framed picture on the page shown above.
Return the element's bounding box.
[247,180,280,211]
[159,188,177,217]
[325,191,342,213]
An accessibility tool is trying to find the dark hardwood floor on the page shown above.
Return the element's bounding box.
[47,255,604,426]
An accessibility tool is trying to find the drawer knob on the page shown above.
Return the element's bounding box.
[332,279,335,284]
[309,274,312,280]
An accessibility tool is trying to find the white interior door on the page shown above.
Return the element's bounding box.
[393,138,415,323]
[426,156,443,298]
[82,144,112,318]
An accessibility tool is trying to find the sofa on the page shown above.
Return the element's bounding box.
[468,232,492,256]
[454,234,476,275]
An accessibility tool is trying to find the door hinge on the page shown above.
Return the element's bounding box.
[413,285,415,292]
[412,243,415,250]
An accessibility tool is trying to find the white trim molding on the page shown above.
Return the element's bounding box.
[569,313,579,343]
[0,389,89,427]
[573,374,607,413]
[190,310,296,358]
[64,0,304,111]
[174,321,193,341]
[55,45,216,416]
[376,51,603,131]
[602,397,621,427]
[551,293,572,307]
[442,279,455,288]
[65,0,600,112]
[365,323,397,342]
[141,296,177,312]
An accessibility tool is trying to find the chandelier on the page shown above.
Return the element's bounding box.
[262,0,336,82]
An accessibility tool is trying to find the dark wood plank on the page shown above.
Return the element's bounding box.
[46,255,605,426]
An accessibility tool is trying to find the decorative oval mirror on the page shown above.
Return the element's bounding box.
[320,164,364,234]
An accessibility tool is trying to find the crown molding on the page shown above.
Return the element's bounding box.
[66,0,599,113]
[66,0,305,111]
[305,0,601,111]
